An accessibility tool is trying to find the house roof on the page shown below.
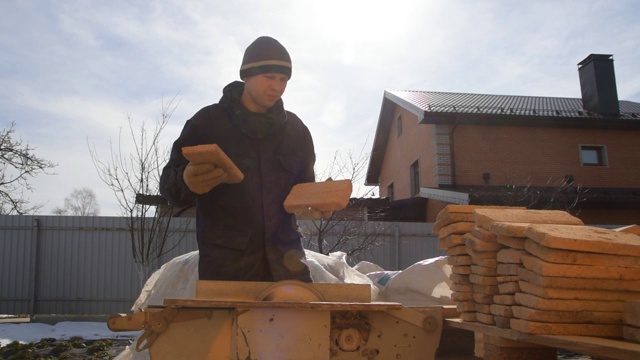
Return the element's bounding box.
[365,90,640,185]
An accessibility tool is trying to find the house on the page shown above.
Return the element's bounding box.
[365,54,640,225]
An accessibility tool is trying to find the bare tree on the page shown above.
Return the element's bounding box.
[88,95,188,285]
[469,174,588,216]
[300,143,390,265]
[0,122,56,214]
[52,187,100,216]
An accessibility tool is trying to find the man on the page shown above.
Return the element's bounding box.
[160,36,315,282]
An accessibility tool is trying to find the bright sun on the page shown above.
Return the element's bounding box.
[312,0,409,42]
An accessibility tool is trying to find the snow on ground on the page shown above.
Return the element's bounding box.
[0,321,140,347]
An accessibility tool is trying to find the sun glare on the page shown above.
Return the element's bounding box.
[312,0,407,42]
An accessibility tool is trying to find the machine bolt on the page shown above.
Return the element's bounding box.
[336,328,362,352]
[423,315,438,332]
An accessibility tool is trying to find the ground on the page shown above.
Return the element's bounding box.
[0,339,594,360]
[0,338,131,360]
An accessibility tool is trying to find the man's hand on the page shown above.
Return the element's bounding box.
[183,163,227,194]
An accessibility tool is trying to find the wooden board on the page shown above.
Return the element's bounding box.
[439,234,464,249]
[496,234,526,249]
[510,318,622,337]
[497,248,523,264]
[473,284,499,295]
[470,273,498,286]
[615,225,640,236]
[471,225,497,242]
[471,257,498,268]
[525,239,640,268]
[525,224,640,257]
[447,254,472,266]
[436,205,524,222]
[518,267,640,291]
[512,305,622,324]
[182,144,244,183]
[451,283,473,293]
[471,264,498,276]
[463,233,503,251]
[445,318,640,360]
[438,221,475,238]
[624,325,640,343]
[446,244,467,255]
[496,263,520,276]
[283,179,352,213]
[433,212,474,232]
[625,300,640,328]
[474,209,584,231]
[196,280,371,303]
[493,295,516,305]
[465,246,498,259]
[520,252,640,280]
[475,312,496,325]
[490,304,514,318]
[519,280,640,301]
[490,222,530,238]
[515,292,624,312]
[498,281,520,294]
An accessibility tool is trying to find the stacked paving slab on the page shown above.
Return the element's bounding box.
[436,205,640,337]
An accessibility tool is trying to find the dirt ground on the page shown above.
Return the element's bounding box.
[0,337,131,360]
[0,338,594,360]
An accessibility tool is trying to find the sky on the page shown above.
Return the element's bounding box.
[1,0,639,216]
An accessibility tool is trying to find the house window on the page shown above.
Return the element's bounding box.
[580,145,608,167]
[387,183,394,201]
[410,160,420,196]
[396,114,403,137]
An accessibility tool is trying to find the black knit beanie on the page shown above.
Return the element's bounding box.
[240,36,292,79]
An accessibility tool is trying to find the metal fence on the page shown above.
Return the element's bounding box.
[0,215,442,316]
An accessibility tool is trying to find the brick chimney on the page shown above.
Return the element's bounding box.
[577,54,620,115]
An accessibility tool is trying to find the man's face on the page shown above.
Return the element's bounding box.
[241,73,289,113]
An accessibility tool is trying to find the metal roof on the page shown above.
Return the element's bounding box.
[385,90,640,120]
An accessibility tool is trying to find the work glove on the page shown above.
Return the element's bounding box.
[183,162,226,194]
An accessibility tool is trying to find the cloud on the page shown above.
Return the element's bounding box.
[1,0,639,215]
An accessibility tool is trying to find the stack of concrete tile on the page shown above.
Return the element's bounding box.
[625,300,640,343]
[435,205,522,323]
[510,224,640,337]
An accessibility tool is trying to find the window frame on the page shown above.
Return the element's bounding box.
[396,114,403,137]
[409,160,420,196]
[387,182,394,201]
[579,144,608,167]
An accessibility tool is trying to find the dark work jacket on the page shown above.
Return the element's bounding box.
[160,81,315,282]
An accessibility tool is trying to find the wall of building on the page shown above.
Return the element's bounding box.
[379,107,438,199]
[451,125,640,188]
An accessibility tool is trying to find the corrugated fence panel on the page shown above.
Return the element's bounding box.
[0,216,34,314]
[1,216,440,316]
[297,221,444,271]
[0,215,198,316]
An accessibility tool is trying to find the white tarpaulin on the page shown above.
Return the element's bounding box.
[116,251,453,359]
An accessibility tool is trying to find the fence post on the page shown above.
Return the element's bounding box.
[29,218,40,319]
[394,224,400,270]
